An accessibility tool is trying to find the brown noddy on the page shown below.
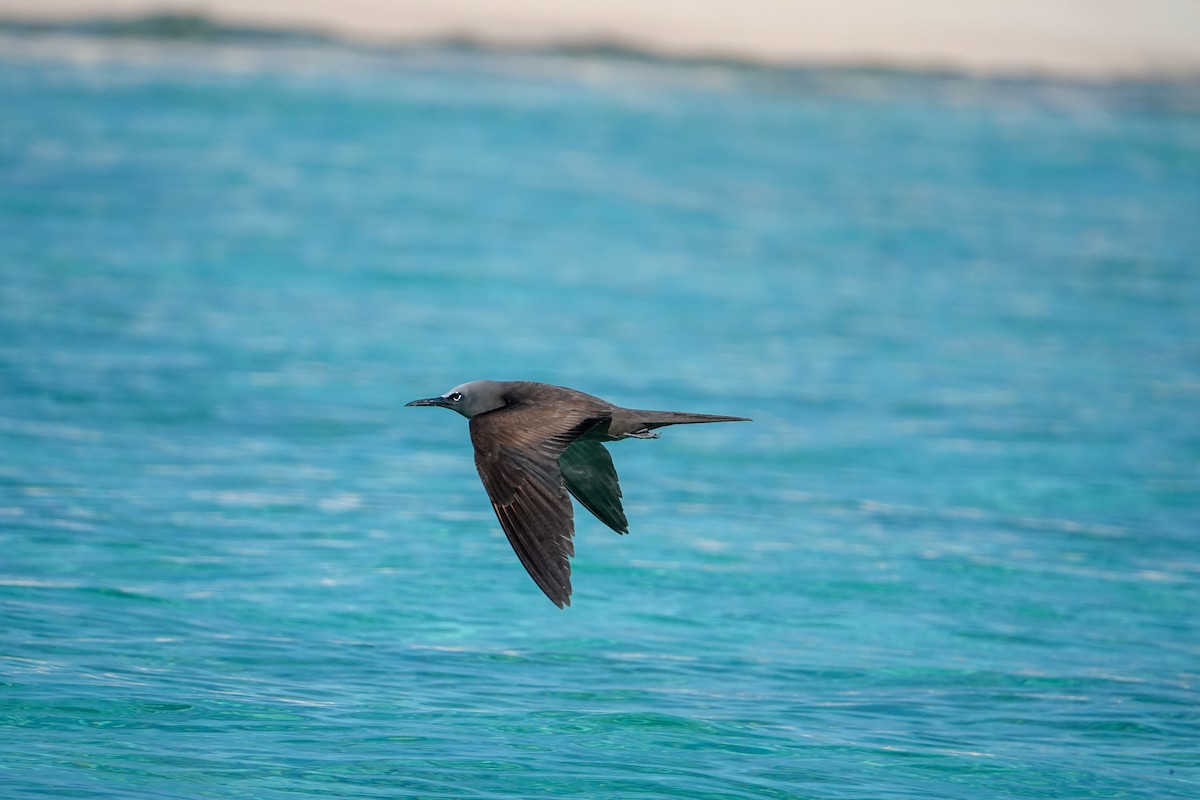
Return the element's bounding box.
[406,380,750,607]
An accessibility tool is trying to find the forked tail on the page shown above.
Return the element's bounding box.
[631,410,752,431]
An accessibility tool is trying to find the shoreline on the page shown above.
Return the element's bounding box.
[2,3,1200,80]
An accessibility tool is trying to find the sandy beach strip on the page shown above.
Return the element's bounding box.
[2,0,1199,77]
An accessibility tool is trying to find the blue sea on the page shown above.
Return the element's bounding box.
[1,24,1199,800]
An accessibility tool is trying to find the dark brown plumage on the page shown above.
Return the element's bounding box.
[406,380,750,607]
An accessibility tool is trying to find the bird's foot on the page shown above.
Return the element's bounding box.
[627,428,660,439]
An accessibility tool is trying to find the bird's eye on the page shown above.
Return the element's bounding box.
[448,392,463,402]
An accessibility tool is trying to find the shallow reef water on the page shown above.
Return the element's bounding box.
[1,30,1198,799]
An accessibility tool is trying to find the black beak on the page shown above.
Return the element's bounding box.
[405,396,452,408]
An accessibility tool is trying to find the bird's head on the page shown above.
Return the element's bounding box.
[405,380,508,419]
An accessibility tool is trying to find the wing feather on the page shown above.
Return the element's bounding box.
[559,439,628,534]
[470,406,609,607]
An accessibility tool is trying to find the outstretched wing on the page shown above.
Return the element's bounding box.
[559,439,628,534]
[470,406,610,607]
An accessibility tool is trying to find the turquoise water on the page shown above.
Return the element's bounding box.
[2,30,1199,799]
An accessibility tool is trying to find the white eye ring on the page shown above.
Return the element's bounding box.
[448,392,463,402]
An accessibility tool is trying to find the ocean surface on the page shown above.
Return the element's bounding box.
[1,27,1198,800]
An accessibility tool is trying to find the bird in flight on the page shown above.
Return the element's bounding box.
[407,380,750,607]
